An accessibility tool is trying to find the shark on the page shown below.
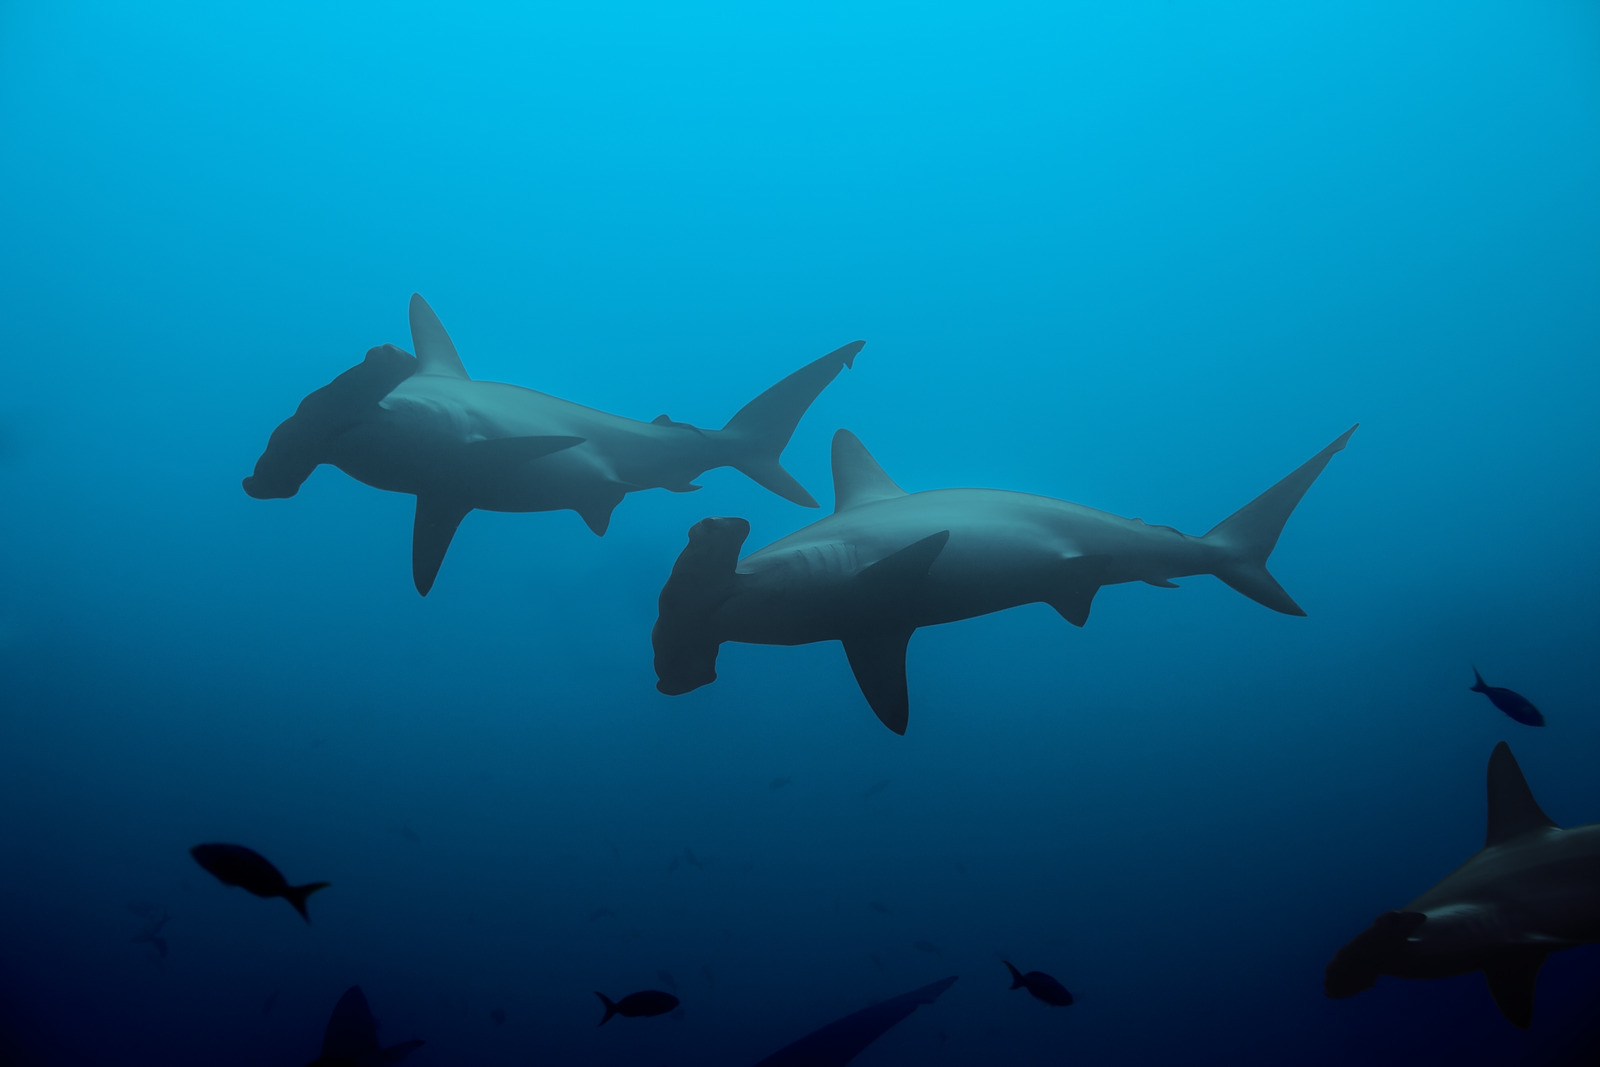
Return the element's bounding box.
[653,424,1356,733]
[1325,741,1600,1029]
[244,295,862,594]
[303,986,422,1066]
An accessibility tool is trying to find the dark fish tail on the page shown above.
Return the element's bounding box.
[1470,666,1488,693]
[1003,961,1025,990]
[283,880,331,923]
[595,992,618,1026]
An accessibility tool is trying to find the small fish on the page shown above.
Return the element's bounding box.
[868,900,892,915]
[769,775,792,790]
[595,989,680,1025]
[683,847,708,869]
[489,1007,506,1025]
[588,906,617,922]
[1470,668,1545,727]
[656,968,678,991]
[667,855,681,874]
[868,952,885,970]
[861,779,891,800]
[188,843,330,923]
[1004,960,1074,1007]
[398,823,420,844]
[913,939,942,955]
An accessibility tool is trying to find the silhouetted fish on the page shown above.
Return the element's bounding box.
[262,988,278,1015]
[398,823,420,844]
[683,847,708,869]
[595,989,679,1025]
[1003,960,1074,1006]
[1470,668,1545,726]
[489,1007,506,1025]
[868,952,885,970]
[769,776,792,790]
[861,780,891,800]
[188,843,329,923]
[130,907,168,958]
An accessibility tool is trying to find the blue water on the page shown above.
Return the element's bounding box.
[3,2,1599,1064]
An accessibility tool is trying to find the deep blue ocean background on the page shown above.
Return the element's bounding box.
[3,2,1599,1064]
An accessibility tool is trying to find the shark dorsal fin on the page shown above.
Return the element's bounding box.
[408,294,471,379]
[832,430,907,513]
[1485,741,1558,847]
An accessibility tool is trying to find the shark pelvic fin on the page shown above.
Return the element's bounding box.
[1483,952,1547,1030]
[831,430,908,513]
[408,294,471,379]
[1485,741,1558,847]
[1048,554,1112,627]
[843,629,914,735]
[413,496,472,596]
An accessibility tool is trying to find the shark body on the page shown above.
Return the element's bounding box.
[245,295,860,594]
[1326,742,1600,1029]
[654,425,1355,733]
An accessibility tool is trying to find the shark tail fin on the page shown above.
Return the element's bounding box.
[1202,425,1357,616]
[283,881,330,923]
[595,993,619,1027]
[654,517,751,697]
[1003,961,1025,990]
[717,341,862,507]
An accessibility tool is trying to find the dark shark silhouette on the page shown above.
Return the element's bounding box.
[1327,742,1600,1028]
[302,986,422,1067]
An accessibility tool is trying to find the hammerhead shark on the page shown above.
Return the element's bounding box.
[1326,742,1600,1029]
[654,425,1355,733]
[244,295,862,594]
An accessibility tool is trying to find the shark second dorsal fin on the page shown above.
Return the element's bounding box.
[832,431,907,513]
[1485,741,1558,848]
[408,294,471,379]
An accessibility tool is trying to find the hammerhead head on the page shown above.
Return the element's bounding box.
[654,425,1355,733]
[1326,742,1600,1029]
[244,295,862,594]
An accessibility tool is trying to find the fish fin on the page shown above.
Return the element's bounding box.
[718,340,863,508]
[856,531,950,595]
[1471,666,1488,693]
[407,294,471,378]
[1144,577,1179,588]
[831,429,908,513]
[1483,952,1546,1030]
[842,629,913,735]
[575,489,626,536]
[413,496,472,596]
[1003,961,1025,990]
[1485,741,1559,847]
[1047,554,1112,627]
[283,881,330,923]
[595,992,618,1027]
[1203,425,1356,615]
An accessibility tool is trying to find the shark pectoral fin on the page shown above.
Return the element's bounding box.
[412,496,472,596]
[463,434,584,471]
[377,1039,426,1064]
[856,531,951,594]
[843,630,914,735]
[1047,554,1112,627]
[1483,952,1547,1030]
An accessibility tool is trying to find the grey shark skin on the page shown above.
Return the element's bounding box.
[244,294,862,594]
[654,424,1356,733]
[1326,742,1600,1029]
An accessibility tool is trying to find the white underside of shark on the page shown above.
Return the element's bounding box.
[1326,741,1600,1029]
[244,294,861,594]
[653,424,1356,733]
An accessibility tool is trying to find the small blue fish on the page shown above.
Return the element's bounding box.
[1004,961,1074,1007]
[189,843,329,923]
[1470,668,1545,727]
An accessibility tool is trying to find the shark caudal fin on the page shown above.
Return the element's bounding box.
[654,517,751,697]
[717,341,863,507]
[1202,425,1357,615]
[282,881,331,923]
